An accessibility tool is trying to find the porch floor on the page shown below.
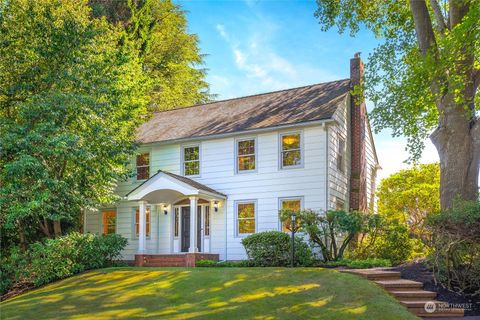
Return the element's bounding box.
[134,253,219,267]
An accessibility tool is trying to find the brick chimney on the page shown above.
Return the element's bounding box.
[349,53,368,212]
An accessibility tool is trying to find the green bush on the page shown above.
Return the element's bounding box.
[241,231,314,267]
[320,258,392,269]
[427,200,480,296]
[195,260,253,267]
[1,232,127,294]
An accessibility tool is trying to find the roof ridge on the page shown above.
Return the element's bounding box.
[152,78,351,115]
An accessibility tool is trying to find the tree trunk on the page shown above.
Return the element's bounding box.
[431,97,479,209]
[53,220,62,237]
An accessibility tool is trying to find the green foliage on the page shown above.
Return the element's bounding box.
[90,0,213,111]
[315,1,479,161]
[320,258,392,269]
[371,220,413,265]
[287,209,377,261]
[0,0,149,245]
[1,232,127,294]
[241,231,314,267]
[195,260,253,268]
[426,200,480,295]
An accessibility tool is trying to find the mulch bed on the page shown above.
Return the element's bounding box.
[393,260,480,316]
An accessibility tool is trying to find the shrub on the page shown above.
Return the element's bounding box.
[1,232,127,295]
[241,231,314,267]
[426,200,480,296]
[320,258,391,269]
[195,260,253,267]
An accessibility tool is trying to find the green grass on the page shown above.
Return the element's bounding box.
[0,267,418,320]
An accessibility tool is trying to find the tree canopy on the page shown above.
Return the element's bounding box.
[89,0,214,111]
[0,0,149,247]
[315,0,479,209]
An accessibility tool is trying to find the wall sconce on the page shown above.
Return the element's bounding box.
[213,201,219,212]
[163,204,168,215]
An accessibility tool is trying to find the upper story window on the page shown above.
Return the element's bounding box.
[237,138,256,172]
[236,201,256,236]
[183,145,200,176]
[280,133,302,168]
[136,153,150,180]
[337,137,346,173]
[102,210,116,234]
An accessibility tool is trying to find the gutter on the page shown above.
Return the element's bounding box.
[140,118,335,147]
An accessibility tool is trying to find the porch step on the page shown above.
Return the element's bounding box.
[135,253,219,267]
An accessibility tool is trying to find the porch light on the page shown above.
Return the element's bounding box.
[214,201,219,212]
[163,204,168,215]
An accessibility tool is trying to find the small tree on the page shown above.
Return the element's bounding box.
[281,209,375,262]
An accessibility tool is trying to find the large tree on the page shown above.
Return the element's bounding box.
[0,0,149,247]
[89,0,214,111]
[315,0,479,209]
[376,163,440,241]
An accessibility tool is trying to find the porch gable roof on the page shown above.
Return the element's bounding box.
[125,170,226,202]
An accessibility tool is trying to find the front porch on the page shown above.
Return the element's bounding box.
[125,170,226,267]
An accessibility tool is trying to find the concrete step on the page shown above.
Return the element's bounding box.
[375,279,424,290]
[390,290,437,300]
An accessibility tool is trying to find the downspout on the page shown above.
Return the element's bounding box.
[224,200,228,261]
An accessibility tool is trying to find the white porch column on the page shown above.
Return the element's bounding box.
[138,200,147,253]
[189,196,199,253]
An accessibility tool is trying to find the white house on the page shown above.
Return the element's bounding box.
[84,54,380,266]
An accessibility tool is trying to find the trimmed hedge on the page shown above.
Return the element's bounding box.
[195,260,253,267]
[241,231,314,267]
[1,232,127,295]
[319,258,392,269]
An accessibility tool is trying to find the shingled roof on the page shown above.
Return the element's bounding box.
[137,78,351,144]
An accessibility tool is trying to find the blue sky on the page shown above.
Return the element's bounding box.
[177,0,439,180]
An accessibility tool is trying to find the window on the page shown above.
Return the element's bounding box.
[236,201,256,235]
[280,198,302,232]
[174,207,179,237]
[335,197,345,210]
[337,138,346,173]
[134,207,151,238]
[237,138,256,172]
[183,145,200,176]
[280,133,302,168]
[205,206,210,236]
[136,153,150,180]
[102,210,116,234]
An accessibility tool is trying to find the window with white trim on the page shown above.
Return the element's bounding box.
[280,133,302,168]
[136,153,150,180]
[174,207,179,237]
[236,201,256,235]
[102,210,116,234]
[183,145,200,176]
[134,207,151,238]
[237,138,256,172]
[337,137,346,173]
[205,206,210,236]
[280,198,302,232]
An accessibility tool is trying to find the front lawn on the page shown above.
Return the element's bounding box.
[0,267,417,320]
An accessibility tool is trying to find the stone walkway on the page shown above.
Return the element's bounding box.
[340,268,465,318]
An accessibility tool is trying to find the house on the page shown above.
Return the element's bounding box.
[83,54,380,266]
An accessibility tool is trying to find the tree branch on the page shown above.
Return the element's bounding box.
[410,0,437,55]
[449,0,469,29]
[429,0,447,35]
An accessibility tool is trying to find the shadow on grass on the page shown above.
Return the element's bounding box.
[0,268,417,320]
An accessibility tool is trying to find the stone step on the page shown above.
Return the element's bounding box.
[390,290,437,300]
[375,279,424,290]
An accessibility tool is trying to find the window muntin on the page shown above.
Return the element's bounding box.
[174,207,179,237]
[337,138,346,173]
[236,202,256,235]
[280,198,301,232]
[281,133,302,168]
[183,145,200,176]
[205,206,210,236]
[135,207,151,238]
[237,139,256,172]
[136,153,150,180]
[102,210,116,234]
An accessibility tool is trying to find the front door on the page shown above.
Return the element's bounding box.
[181,207,190,252]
